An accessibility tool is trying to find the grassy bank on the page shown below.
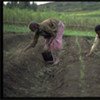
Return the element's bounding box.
[3,24,95,37]
[3,7,100,28]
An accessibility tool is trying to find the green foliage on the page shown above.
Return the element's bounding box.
[4,24,30,33]
[3,7,100,28]
[3,3,100,37]
[4,24,95,37]
[64,29,95,37]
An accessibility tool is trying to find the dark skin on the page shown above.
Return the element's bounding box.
[97,31,100,39]
[24,19,61,64]
[95,25,100,38]
[24,31,39,52]
[24,18,60,52]
[24,24,56,52]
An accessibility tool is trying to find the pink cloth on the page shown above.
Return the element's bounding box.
[45,21,64,51]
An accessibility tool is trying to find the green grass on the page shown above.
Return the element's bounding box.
[65,29,95,37]
[3,7,100,28]
[4,24,95,37]
[3,7,100,37]
[3,24,30,34]
[75,37,86,95]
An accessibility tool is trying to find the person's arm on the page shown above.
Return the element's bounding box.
[24,33,39,52]
[86,34,99,56]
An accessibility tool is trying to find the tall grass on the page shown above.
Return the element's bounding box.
[4,24,95,37]
[3,7,100,28]
[3,24,30,33]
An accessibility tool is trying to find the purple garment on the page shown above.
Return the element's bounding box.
[45,21,64,51]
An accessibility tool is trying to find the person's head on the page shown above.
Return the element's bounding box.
[29,22,39,32]
[95,25,100,38]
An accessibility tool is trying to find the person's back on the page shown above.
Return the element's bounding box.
[39,18,59,36]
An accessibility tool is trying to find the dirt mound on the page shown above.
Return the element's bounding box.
[3,33,100,97]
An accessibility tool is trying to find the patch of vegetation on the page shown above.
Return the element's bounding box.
[3,24,30,33]
[3,7,100,28]
[4,24,95,37]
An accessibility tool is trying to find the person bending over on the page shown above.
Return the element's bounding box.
[24,18,64,65]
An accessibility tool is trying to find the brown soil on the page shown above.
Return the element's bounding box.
[3,33,100,97]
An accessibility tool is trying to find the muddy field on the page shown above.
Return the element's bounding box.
[3,33,100,97]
